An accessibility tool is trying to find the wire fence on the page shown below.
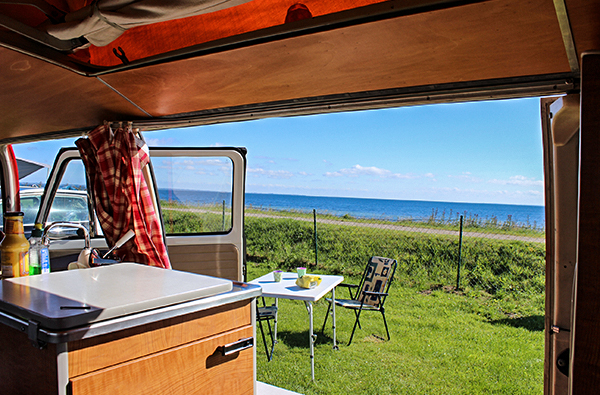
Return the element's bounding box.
[245,206,546,298]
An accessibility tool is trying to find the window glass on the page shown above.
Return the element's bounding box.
[21,194,41,225]
[152,155,234,234]
[46,160,92,236]
[0,160,90,235]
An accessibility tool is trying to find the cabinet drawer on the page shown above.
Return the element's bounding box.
[69,300,251,377]
[70,325,254,395]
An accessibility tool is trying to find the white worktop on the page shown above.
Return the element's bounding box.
[0,263,233,330]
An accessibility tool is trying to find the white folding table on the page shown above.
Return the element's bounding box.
[249,271,343,380]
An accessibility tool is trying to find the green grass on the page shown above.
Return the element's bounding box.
[250,265,544,395]
[245,216,545,297]
[160,203,232,233]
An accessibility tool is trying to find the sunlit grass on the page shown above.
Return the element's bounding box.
[246,216,545,296]
[244,206,545,238]
[250,265,544,395]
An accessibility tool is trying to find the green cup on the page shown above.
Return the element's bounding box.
[273,270,283,282]
[297,267,307,278]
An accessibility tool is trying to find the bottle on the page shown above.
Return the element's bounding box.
[28,223,43,275]
[40,232,50,275]
[0,212,30,278]
[31,223,50,274]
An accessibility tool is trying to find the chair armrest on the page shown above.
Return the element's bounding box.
[359,291,388,305]
[363,291,388,297]
[337,283,358,288]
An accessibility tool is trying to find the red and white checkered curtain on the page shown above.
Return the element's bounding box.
[76,123,171,269]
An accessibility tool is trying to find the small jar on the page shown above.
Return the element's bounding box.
[1,212,30,278]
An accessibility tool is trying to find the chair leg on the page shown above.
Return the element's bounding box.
[381,309,391,341]
[353,309,362,330]
[265,317,276,360]
[321,300,332,334]
[258,319,272,361]
[348,308,364,346]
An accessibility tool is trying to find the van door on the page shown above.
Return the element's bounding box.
[541,94,579,395]
[37,146,247,281]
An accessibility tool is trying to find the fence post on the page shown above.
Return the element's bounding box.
[222,200,226,231]
[313,209,318,266]
[456,215,464,290]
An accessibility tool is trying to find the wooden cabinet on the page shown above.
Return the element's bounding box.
[0,299,254,395]
[69,300,253,395]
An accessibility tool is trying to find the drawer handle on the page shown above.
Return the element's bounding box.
[218,337,254,356]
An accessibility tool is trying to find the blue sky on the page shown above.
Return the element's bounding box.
[15,97,544,206]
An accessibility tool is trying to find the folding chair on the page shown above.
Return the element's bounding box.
[321,256,397,346]
[256,297,278,361]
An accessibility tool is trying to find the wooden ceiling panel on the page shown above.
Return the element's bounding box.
[0,0,579,140]
[0,48,149,140]
[565,0,600,57]
[102,0,570,117]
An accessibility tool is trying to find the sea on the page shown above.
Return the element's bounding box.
[159,189,545,229]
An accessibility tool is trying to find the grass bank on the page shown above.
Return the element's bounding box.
[245,215,545,302]
[250,264,544,395]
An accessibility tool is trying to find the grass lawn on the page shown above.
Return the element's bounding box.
[249,265,544,395]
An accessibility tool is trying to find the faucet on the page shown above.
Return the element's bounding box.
[43,222,90,248]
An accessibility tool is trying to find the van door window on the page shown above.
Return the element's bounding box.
[40,158,100,238]
[47,160,90,224]
[151,155,234,235]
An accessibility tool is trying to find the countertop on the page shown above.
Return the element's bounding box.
[0,263,261,343]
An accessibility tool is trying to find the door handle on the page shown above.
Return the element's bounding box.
[218,337,254,356]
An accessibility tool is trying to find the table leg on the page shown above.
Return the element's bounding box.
[304,301,315,381]
[332,287,338,350]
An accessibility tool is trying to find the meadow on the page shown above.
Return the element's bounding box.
[244,215,545,300]
[162,204,546,394]
[250,266,544,395]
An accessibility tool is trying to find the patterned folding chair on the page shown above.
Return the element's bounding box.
[321,256,397,346]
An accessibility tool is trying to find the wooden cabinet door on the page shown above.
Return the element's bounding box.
[70,325,254,395]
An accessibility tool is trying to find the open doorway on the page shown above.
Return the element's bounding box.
[134,97,545,394]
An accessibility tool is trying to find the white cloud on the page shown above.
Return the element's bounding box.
[516,190,543,197]
[488,175,543,187]
[448,172,483,183]
[324,165,414,179]
[197,159,228,166]
[246,182,370,195]
[172,158,228,167]
[145,137,177,146]
[426,185,543,204]
[247,167,294,179]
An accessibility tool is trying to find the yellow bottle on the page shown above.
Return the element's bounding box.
[1,212,30,278]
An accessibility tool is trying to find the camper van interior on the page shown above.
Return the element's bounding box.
[0,0,599,394]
